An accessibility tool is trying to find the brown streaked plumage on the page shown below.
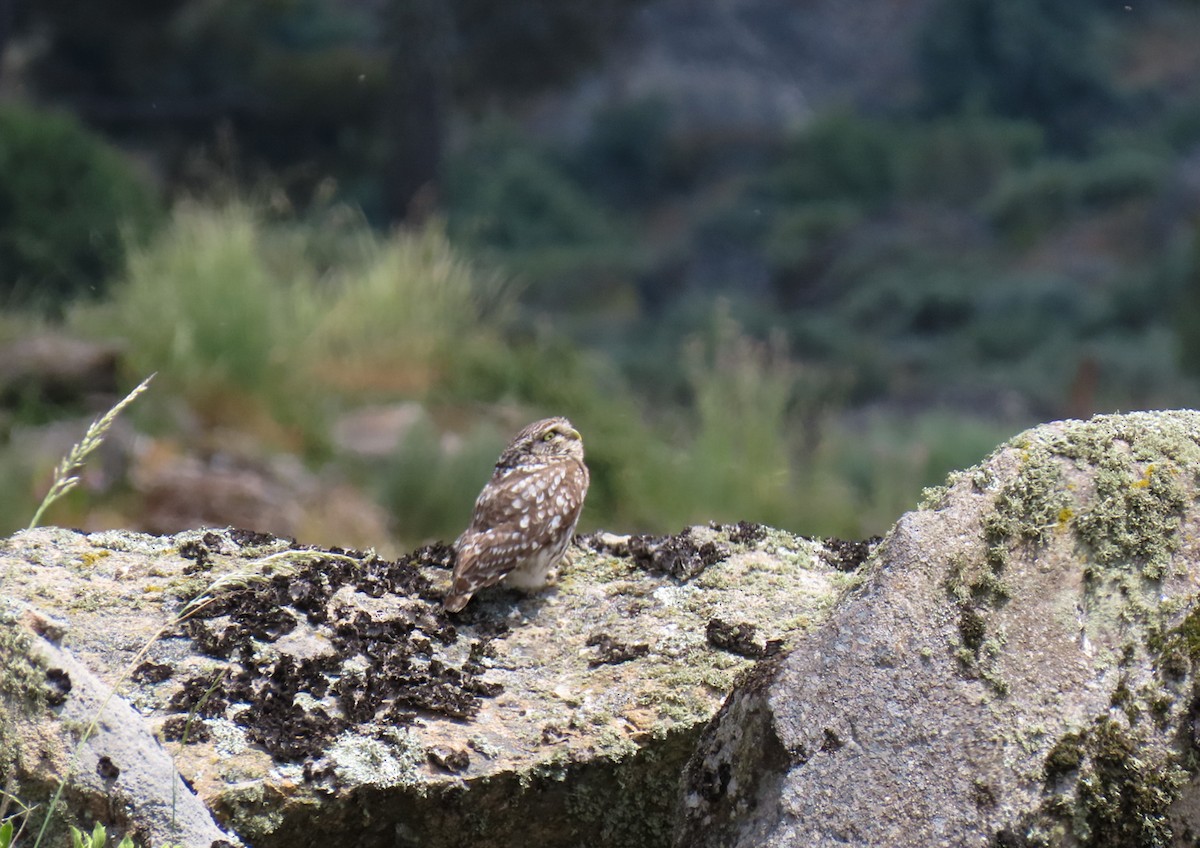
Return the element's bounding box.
[443,416,589,612]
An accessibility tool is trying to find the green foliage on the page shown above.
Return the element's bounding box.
[21,0,647,222]
[916,0,1115,149]
[66,822,178,848]
[1162,98,1200,153]
[755,113,1047,298]
[569,99,677,207]
[983,151,1166,241]
[71,823,108,848]
[92,203,306,400]
[27,0,382,180]
[822,410,1015,537]
[448,128,616,252]
[444,124,645,310]
[307,222,511,394]
[376,418,509,544]
[895,115,1044,203]
[67,202,510,447]
[765,111,1046,214]
[762,201,863,283]
[653,310,803,529]
[1176,224,1200,378]
[0,104,159,307]
[766,112,897,207]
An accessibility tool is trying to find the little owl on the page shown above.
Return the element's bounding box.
[443,417,589,612]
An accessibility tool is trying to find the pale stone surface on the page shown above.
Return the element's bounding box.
[0,522,859,848]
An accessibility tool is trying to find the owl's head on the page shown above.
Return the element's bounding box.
[498,416,584,467]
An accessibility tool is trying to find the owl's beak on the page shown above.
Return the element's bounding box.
[566,426,582,441]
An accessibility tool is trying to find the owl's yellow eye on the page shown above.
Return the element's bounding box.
[543,431,557,442]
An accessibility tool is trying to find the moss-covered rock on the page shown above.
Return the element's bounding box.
[677,410,1200,847]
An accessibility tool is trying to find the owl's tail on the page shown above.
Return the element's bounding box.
[442,588,471,613]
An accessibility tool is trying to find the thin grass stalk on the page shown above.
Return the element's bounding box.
[27,374,156,531]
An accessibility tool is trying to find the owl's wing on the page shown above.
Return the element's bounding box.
[465,463,567,531]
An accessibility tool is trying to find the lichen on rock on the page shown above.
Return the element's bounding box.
[1,520,859,848]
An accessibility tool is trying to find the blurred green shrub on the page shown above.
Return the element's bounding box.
[675,308,801,527]
[916,0,1115,149]
[75,202,510,444]
[762,201,863,292]
[983,150,1166,241]
[605,305,1017,538]
[0,104,159,307]
[447,128,614,252]
[837,268,978,342]
[749,112,897,303]
[568,98,675,208]
[1163,99,1200,153]
[376,416,510,544]
[445,123,645,311]
[309,222,511,394]
[766,112,896,206]
[969,276,1093,361]
[755,113,1046,301]
[896,115,1043,203]
[96,203,303,397]
[764,112,1046,213]
[1176,223,1200,378]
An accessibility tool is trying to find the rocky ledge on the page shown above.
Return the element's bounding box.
[0,519,865,848]
[6,409,1200,848]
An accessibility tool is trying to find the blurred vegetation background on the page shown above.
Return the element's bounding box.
[2,0,1200,550]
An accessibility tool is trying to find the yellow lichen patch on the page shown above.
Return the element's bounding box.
[1132,464,1155,489]
[77,550,112,568]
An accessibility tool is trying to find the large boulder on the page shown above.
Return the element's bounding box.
[0,522,865,847]
[677,410,1200,847]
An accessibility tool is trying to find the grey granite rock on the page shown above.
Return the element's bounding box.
[1,599,238,847]
[677,410,1200,847]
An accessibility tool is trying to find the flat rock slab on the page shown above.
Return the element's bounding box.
[1,522,863,847]
[677,410,1200,848]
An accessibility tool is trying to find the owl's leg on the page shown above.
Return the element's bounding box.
[502,548,559,592]
[543,546,580,586]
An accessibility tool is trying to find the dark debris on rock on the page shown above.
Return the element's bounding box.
[706,618,782,659]
[628,528,728,582]
[711,520,767,546]
[169,545,505,767]
[818,536,881,572]
[44,667,72,706]
[586,632,650,667]
[427,745,470,774]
